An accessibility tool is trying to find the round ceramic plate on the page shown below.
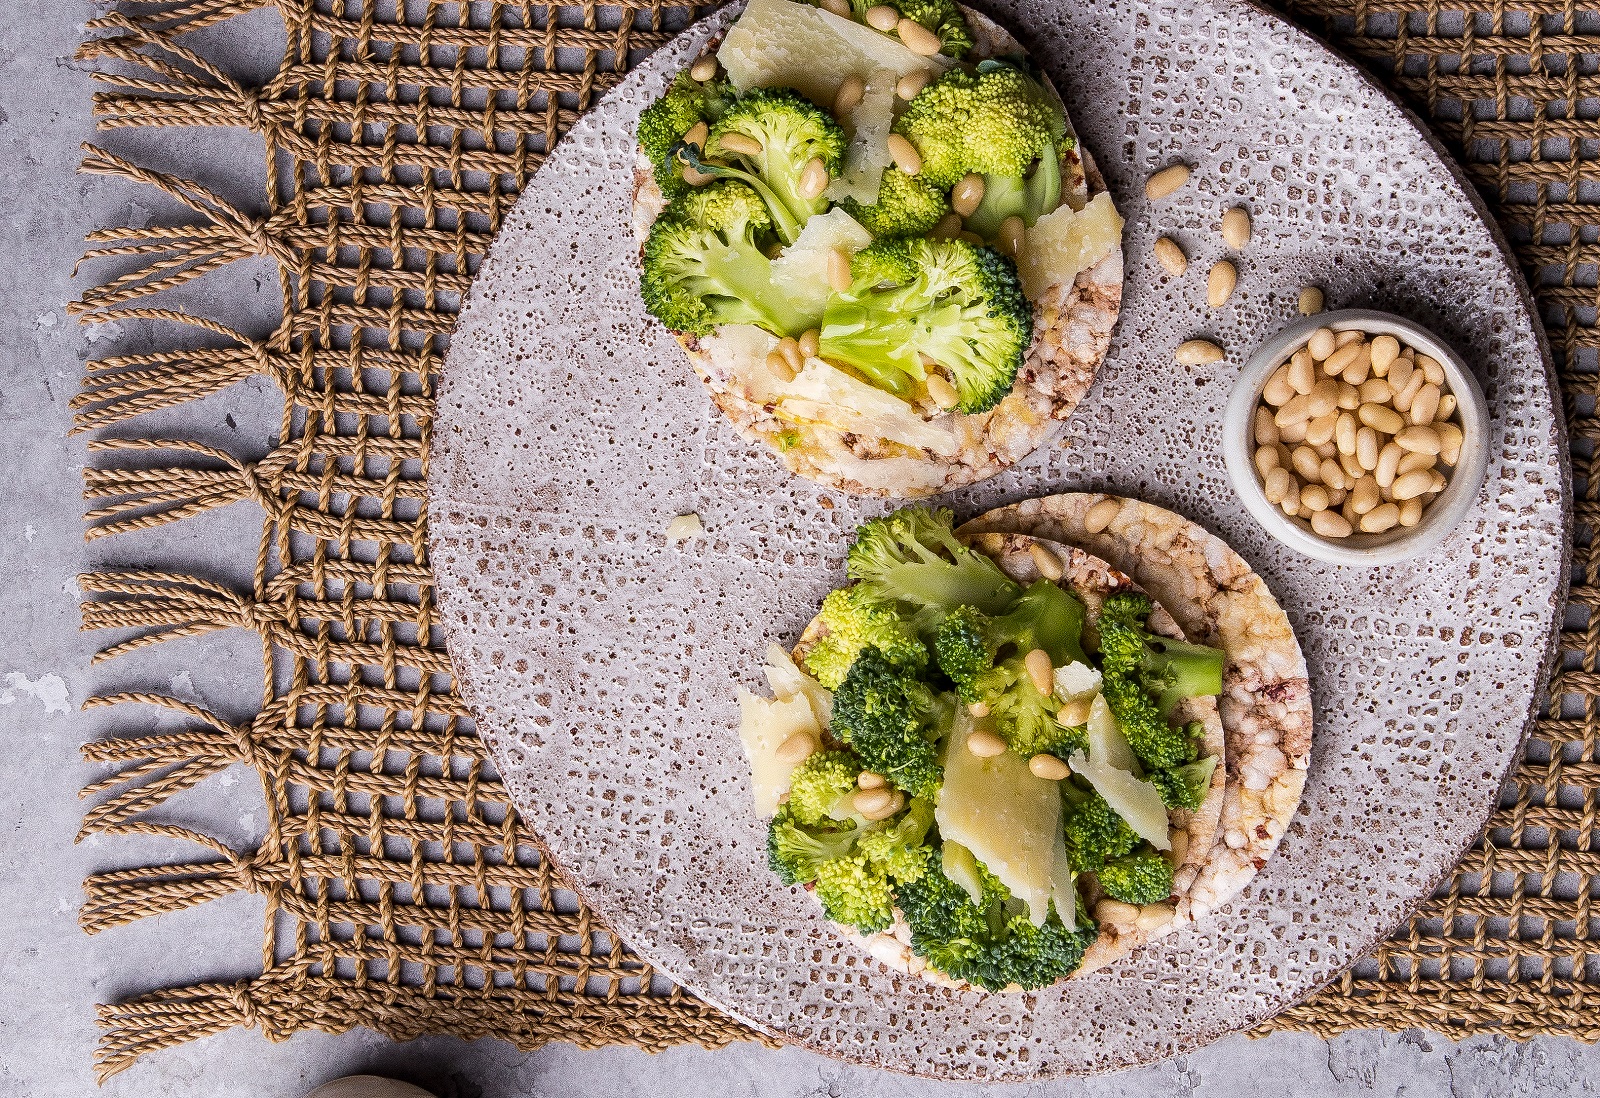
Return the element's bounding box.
[427,0,1568,1079]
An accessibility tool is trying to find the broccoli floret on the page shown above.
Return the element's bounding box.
[840,168,950,238]
[844,505,1020,621]
[983,660,1087,759]
[831,649,949,799]
[640,181,812,337]
[1146,754,1219,812]
[802,584,928,690]
[895,848,1096,990]
[704,87,846,244]
[1095,851,1175,905]
[933,580,1088,700]
[1095,590,1224,769]
[814,851,896,934]
[893,62,1066,189]
[819,237,1031,413]
[767,803,861,885]
[786,749,864,825]
[637,70,734,195]
[1060,780,1140,873]
[856,796,936,882]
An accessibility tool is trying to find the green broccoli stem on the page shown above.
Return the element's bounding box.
[1144,636,1226,716]
[697,235,814,336]
[964,142,1063,239]
[675,141,806,245]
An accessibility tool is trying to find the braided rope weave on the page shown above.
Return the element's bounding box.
[71,0,1597,1079]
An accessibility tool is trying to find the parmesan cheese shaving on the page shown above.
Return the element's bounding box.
[777,359,960,457]
[769,208,874,318]
[665,513,704,545]
[737,689,822,815]
[1069,696,1171,850]
[1016,190,1124,300]
[824,68,897,205]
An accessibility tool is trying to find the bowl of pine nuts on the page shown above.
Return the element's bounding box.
[1222,309,1489,566]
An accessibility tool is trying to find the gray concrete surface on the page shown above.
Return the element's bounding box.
[0,2,1592,1095]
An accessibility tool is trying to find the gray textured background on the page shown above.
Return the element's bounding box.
[0,2,1593,1094]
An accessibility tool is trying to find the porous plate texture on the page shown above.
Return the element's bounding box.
[427,0,1568,1079]
[629,10,1123,498]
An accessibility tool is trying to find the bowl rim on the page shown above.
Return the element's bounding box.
[1220,308,1491,567]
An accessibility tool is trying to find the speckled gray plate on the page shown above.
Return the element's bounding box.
[426,0,1569,1078]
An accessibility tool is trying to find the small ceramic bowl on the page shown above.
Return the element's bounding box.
[1221,309,1490,566]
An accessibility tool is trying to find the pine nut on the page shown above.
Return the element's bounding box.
[1387,358,1414,395]
[1336,329,1365,347]
[1306,412,1337,447]
[1355,426,1379,471]
[1222,206,1251,248]
[930,212,962,240]
[1410,383,1441,426]
[1430,470,1447,493]
[1263,467,1293,504]
[1320,458,1348,491]
[1391,469,1434,501]
[798,157,831,201]
[1324,342,1363,377]
[1262,365,1295,406]
[897,17,943,55]
[965,730,1007,758]
[1084,498,1121,533]
[957,230,984,244]
[1337,382,1361,411]
[896,69,931,100]
[1358,403,1405,434]
[690,57,719,82]
[1375,442,1404,488]
[998,216,1026,258]
[1395,424,1441,455]
[1280,418,1308,444]
[1437,422,1464,466]
[858,770,886,789]
[718,131,763,157]
[887,134,921,175]
[1145,163,1190,200]
[1024,649,1054,695]
[683,121,709,149]
[1287,349,1315,395]
[1298,286,1325,316]
[1207,260,1238,308]
[1176,339,1225,365]
[1095,899,1140,927]
[1393,370,1426,414]
[951,173,986,218]
[1351,475,1380,515]
[765,350,796,383]
[1301,483,1330,512]
[1274,394,1313,428]
[1029,753,1072,781]
[1335,412,1357,455]
[1307,328,1336,360]
[1419,355,1446,385]
[1369,334,1399,375]
[926,372,960,410]
[1437,393,1457,420]
[798,328,820,358]
[1291,445,1322,481]
[968,700,990,718]
[1397,450,1436,476]
[827,247,853,292]
[1312,509,1352,538]
[1308,379,1339,419]
[865,4,900,29]
[1256,407,1281,446]
[1339,449,1365,482]
[1168,828,1191,865]
[834,74,867,116]
[1280,488,1301,516]
[1136,903,1177,930]
[1154,236,1188,276]
[1359,378,1393,404]
[1057,696,1094,726]
[1254,446,1279,476]
[821,0,852,12]
[776,731,817,763]
[1030,543,1065,581]
[855,788,900,820]
[1398,497,1424,527]
[1359,503,1400,533]
[776,337,803,374]
[1341,345,1372,385]
[1313,439,1337,459]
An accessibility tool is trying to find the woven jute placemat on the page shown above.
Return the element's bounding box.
[71,0,1596,1080]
